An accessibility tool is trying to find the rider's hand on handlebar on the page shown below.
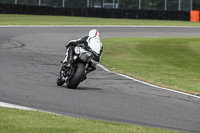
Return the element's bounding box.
[65,40,77,48]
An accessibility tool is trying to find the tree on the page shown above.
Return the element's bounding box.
[141,0,164,10]
[193,0,200,10]
[0,0,14,4]
[65,0,87,8]
[0,0,199,10]
[119,0,139,9]
[18,0,38,5]
[41,0,62,7]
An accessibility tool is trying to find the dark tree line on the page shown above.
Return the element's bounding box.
[0,0,87,7]
[119,0,198,10]
[0,0,199,10]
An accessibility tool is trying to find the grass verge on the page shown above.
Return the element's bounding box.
[0,14,200,26]
[0,107,181,133]
[101,37,200,96]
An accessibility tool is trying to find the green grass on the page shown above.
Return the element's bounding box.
[101,37,200,96]
[0,107,181,133]
[0,14,200,26]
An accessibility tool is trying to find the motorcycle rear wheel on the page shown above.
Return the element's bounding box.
[67,63,85,89]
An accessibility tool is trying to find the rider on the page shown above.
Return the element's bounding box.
[62,29,103,73]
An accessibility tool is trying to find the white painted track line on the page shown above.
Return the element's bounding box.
[0,101,37,111]
[97,64,200,99]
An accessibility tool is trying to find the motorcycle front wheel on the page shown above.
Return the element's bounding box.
[67,63,85,89]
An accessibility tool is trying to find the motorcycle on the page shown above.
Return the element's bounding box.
[57,42,96,89]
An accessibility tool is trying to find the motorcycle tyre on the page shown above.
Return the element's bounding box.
[57,73,65,86]
[67,63,85,89]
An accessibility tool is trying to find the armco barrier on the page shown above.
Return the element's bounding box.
[0,4,190,21]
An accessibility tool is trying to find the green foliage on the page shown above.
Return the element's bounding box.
[141,0,164,10]
[17,0,38,5]
[65,0,87,8]
[0,0,87,7]
[41,0,62,7]
[119,0,139,9]
[1,0,200,10]
[0,0,14,4]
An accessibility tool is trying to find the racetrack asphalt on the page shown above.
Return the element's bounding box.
[0,26,200,132]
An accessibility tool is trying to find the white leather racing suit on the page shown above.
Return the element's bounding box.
[63,29,103,69]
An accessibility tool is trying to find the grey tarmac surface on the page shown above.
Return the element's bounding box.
[0,26,200,132]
